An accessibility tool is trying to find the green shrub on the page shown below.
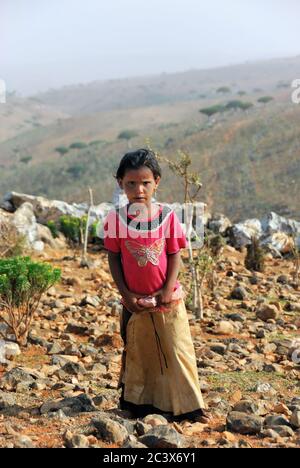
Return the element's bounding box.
[238,102,253,111]
[55,146,69,156]
[66,164,86,179]
[89,220,103,243]
[200,100,253,117]
[47,220,59,239]
[89,140,105,146]
[217,86,231,94]
[118,130,139,140]
[225,100,253,111]
[59,215,87,244]
[69,141,88,149]
[199,104,226,117]
[257,96,274,104]
[90,221,98,241]
[57,215,103,245]
[20,156,32,164]
[0,256,61,345]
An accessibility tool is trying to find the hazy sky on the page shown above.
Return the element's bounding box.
[1,0,300,95]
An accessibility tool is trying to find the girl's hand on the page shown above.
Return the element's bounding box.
[122,291,146,314]
[153,287,174,305]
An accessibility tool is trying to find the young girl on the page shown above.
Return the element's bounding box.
[104,148,209,422]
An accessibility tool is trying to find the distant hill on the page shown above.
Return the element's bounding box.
[32,56,300,116]
[0,56,299,223]
[0,95,68,143]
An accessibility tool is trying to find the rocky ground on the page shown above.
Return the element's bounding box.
[0,244,300,449]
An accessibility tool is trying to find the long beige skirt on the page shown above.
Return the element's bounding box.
[121,299,205,416]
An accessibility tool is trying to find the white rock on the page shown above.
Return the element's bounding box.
[12,202,39,245]
[208,213,232,234]
[260,232,295,254]
[0,341,21,361]
[290,410,300,429]
[216,321,235,335]
[3,191,112,226]
[230,218,263,248]
[5,342,21,359]
[261,211,300,237]
[230,211,300,252]
[32,240,45,252]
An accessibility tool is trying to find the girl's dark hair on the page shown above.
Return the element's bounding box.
[116,148,161,180]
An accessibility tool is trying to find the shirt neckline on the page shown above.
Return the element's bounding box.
[126,203,163,222]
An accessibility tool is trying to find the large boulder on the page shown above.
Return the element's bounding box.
[208,212,232,235]
[40,394,96,415]
[0,391,17,410]
[2,191,112,225]
[260,232,295,255]
[36,223,67,249]
[92,416,129,444]
[0,367,35,391]
[261,211,300,236]
[0,208,11,222]
[229,211,300,254]
[0,204,65,252]
[260,212,300,253]
[138,425,185,448]
[228,218,263,248]
[227,411,263,435]
[3,191,88,223]
[12,202,43,250]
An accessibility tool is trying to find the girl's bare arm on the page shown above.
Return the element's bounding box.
[107,251,144,313]
[159,251,181,303]
[107,251,128,297]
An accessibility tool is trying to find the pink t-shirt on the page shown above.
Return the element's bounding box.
[104,204,187,295]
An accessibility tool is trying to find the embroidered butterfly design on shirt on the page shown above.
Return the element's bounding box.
[125,238,165,267]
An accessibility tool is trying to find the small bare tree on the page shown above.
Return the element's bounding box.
[147,143,227,319]
[205,230,226,292]
[244,235,266,273]
[154,148,210,318]
[291,233,300,285]
[80,187,94,268]
[0,220,26,258]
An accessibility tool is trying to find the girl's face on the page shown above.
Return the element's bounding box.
[118,166,160,206]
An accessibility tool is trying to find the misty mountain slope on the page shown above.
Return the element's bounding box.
[32,56,300,116]
[0,96,68,143]
[0,92,299,223]
[0,99,204,168]
[0,55,297,161]
[193,105,300,221]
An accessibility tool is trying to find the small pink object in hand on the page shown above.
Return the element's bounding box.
[137,286,185,308]
[137,296,158,308]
